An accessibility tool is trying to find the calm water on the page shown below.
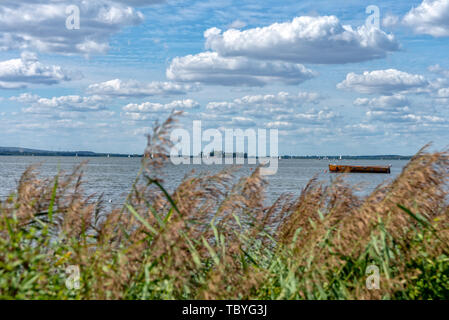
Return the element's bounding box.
[0,156,409,205]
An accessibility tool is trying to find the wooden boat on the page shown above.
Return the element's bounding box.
[328,164,391,173]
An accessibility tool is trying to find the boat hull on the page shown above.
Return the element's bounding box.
[328,164,391,174]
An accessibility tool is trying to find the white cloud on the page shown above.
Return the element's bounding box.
[123,112,153,121]
[337,69,429,94]
[132,126,151,136]
[165,99,200,109]
[122,99,199,120]
[204,15,399,64]
[437,87,449,98]
[382,14,400,28]
[354,93,448,126]
[230,116,256,127]
[0,1,145,55]
[434,87,449,105]
[344,123,379,134]
[167,51,316,86]
[266,121,293,129]
[10,92,40,103]
[206,91,321,115]
[12,93,107,113]
[353,94,410,109]
[15,119,86,130]
[274,109,337,124]
[254,109,338,132]
[123,99,199,113]
[0,52,72,88]
[228,20,247,29]
[428,64,449,77]
[0,81,26,90]
[235,91,320,105]
[403,0,449,37]
[203,90,334,130]
[87,79,198,97]
[367,109,446,124]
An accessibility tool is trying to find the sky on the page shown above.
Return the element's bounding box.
[0,0,448,156]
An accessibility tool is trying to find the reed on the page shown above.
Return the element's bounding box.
[1,114,448,300]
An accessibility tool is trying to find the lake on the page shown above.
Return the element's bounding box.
[0,156,409,205]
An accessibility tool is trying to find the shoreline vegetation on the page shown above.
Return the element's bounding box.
[0,115,448,299]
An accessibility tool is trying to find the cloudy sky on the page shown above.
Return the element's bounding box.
[0,0,448,155]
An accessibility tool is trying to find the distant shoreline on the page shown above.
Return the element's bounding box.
[0,152,142,158]
[0,146,139,158]
[0,146,412,159]
[279,155,412,160]
[0,153,412,160]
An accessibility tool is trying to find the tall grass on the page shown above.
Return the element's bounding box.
[1,114,448,299]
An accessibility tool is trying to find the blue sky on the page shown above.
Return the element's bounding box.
[0,0,448,155]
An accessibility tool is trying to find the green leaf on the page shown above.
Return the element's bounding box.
[202,237,220,266]
[126,204,158,235]
[397,204,431,229]
[146,177,180,215]
[48,175,58,223]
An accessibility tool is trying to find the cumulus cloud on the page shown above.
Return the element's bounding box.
[344,123,380,135]
[437,87,449,98]
[403,0,449,37]
[123,99,199,112]
[235,91,320,106]
[262,109,337,131]
[337,69,429,94]
[12,93,107,113]
[204,15,399,64]
[353,94,410,109]
[206,91,321,115]
[9,92,40,103]
[0,82,26,90]
[230,116,256,127]
[165,99,200,110]
[274,109,337,124]
[433,86,449,105]
[0,1,145,55]
[14,119,87,130]
[354,93,447,126]
[0,52,73,88]
[202,91,334,129]
[87,79,198,97]
[122,99,199,120]
[428,64,449,77]
[266,121,293,129]
[228,20,247,29]
[167,52,316,86]
[382,14,400,28]
[367,108,445,124]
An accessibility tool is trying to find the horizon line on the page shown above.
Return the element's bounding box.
[0,146,412,159]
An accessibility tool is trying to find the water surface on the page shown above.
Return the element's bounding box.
[0,156,409,205]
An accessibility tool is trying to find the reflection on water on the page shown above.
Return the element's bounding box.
[0,156,409,205]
